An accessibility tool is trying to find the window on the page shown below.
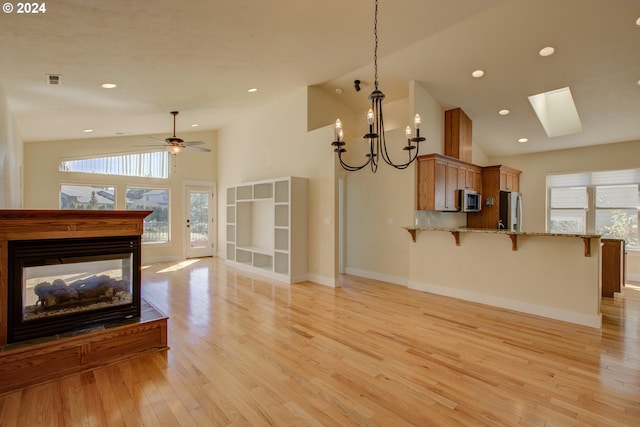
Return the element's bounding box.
[549,187,587,234]
[595,185,638,248]
[126,188,170,244]
[547,170,640,249]
[60,185,115,210]
[60,151,169,179]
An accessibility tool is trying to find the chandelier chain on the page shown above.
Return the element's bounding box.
[373,0,379,90]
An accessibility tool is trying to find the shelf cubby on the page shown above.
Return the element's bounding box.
[274,180,289,203]
[226,244,235,261]
[226,224,235,242]
[254,182,273,199]
[275,205,289,227]
[275,228,289,251]
[236,185,253,200]
[226,206,235,223]
[226,187,236,205]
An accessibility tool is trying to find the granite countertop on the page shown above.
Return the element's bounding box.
[403,226,600,239]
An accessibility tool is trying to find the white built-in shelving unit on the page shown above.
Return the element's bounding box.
[225,176,307,283]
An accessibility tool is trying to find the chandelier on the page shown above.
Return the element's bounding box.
[331,0,425,173]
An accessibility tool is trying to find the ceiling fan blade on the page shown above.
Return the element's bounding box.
[184,145,211,152]
[183,140,205,146]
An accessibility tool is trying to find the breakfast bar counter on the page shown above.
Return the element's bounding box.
[404,226,600,256]
[405,227,602,328]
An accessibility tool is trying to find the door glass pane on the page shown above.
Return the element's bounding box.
[190,192,209,249]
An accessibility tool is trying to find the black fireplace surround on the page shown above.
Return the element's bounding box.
[7,235,141,343]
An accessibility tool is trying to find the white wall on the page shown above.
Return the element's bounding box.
[0,84,23,208]
[217,87,337,286]
[341,81,454,284]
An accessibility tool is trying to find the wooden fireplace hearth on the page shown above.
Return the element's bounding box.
[0,210,168,394]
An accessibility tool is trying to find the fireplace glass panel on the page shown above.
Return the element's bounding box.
[22,253,133,323]
[8,236,141,343]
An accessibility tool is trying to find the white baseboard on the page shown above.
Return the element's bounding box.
[142,255,182,265]
[626,273,640,283]
[305,273,336,287]
[408,279,602,329]
[344,267,408,287]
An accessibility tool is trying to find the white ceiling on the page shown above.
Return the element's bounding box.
[1,0,639,157]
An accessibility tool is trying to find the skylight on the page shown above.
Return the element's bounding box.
[528,87,582,138]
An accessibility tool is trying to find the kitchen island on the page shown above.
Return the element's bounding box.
[404,227,602,328]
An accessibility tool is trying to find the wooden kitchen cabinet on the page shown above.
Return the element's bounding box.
[602,238,625,297]
[467,164,521,229]
[458,164,482,192]
[417,154,481,211]
[500,168,520,192]
[417,155,447,211]
[444,108,472,163]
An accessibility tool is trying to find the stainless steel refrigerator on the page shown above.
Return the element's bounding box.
[499,191,523,232]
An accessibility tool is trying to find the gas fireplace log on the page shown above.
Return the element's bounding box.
[34,275,126,308]
[70,275,126,299]
[34,280,79,308]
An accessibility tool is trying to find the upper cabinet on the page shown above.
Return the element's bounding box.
[499,167,520,192]
[417,154,481,212]
[444,108,472,164]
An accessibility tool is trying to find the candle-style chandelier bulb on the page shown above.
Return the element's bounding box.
[367,109,375,125]
[414,114,422,129]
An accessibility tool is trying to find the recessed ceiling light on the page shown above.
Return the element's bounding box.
[83,129,94,133]
[636,79,640,87]
[539,46,555,57]
[635,17,640,27]
[498,109,510,116]
[101,83,117,89]
[518,138,528,143]
[247,88,258,93]
[191,124,199,127]
[471,69,485,78]
[335,88,343,94]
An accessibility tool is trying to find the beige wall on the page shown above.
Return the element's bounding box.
[490,139,640,281]
[23,130,217,262]
[217,87,337,286]
[0,84,23,208]
[409,230,601,327]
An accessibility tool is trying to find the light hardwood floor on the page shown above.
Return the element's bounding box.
[1,257,639,426]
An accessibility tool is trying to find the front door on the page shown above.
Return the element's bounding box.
[186,185,215,258]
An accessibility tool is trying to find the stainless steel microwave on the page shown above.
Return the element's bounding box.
[459,189,481,212]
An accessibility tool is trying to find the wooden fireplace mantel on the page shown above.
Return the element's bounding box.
[0,209,151,240]
[0,209,152,346]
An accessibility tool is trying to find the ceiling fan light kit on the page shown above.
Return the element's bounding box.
[150,111,211,155]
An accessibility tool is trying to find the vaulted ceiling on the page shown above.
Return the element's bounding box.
[1,0,638,157]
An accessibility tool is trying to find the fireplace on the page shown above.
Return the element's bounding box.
[0,210,169,395]
[7,235,141,343]
[0,209,152,346]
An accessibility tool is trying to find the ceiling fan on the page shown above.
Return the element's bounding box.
[148,111,211,155]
